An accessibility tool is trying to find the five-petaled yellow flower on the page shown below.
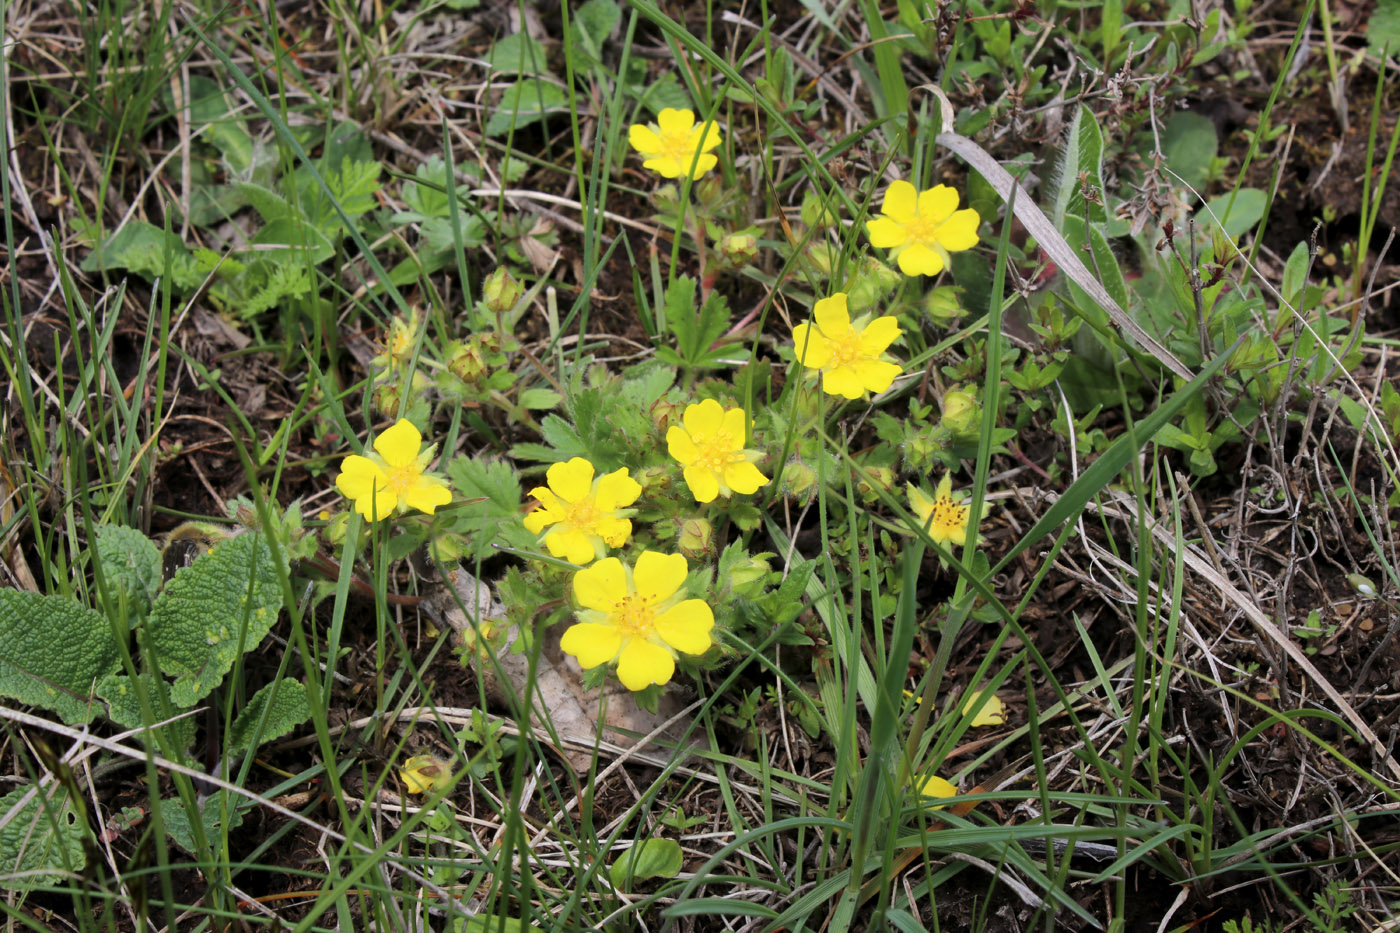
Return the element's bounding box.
[524,458,642,564]
[909,475,971,547]
[867,181,980,277]
[791,292,903,399]
[561,551,715,691]
[335,419,453,522]
[628,108,723,180]
[666,399,770,504]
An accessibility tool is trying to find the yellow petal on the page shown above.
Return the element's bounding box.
[723,460,769,495]
[593,515,632,548]
[719,407,748,446]
[336,456,386,501]
[822,365,868,400]
[684,152,718,179]
[654,600,714,655]
[909,486,935,525]
[792,322,833,368]
[858,316,902,356]
[919,775,957,808]
[628,124,662,155]
[917,184,961,224]
[633,551,689,602]
[962,690,1007,727]
[866,215,907,249]
[574,557,628,608]
[402,477,452,515]
[683,399,725,437]
[812,293,851,336]
[656,107,694,135]
[683,464,721,503]
[546,527,600,565]
[547,458,595,502]
[643,155,683,179]
[853,359,902,395]
[399,754,452,794]
[936,208,981,251]
[667,426,701,465]
[880,180,918,224]
[616,638,675,690]
[595,468,642,510]
[560,622,623,669]
[895,241,945,277]
[374,419,424,468]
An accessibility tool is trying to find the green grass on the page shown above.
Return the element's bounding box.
[1,0,1399,931]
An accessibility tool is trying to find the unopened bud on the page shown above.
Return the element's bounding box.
[482,267,523,316]
[718,231,759,266]
[782,459,817,501]
[678,518,715,561]
[940,389,979,436]
[925,286,966,323]
[447,340,487,384]
[856,465,895,502]
[800,191,838,230]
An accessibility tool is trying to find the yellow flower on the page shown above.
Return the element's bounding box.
[918,774,958,809]
[335,419,453,522]
[909,475,970,547]
[398,754,452,795]
[961,690,1007,727]
[791,292,903,399]
[523,458,642,564]
[628,108,723,180]
[666,399,770,504]
[867,181,980,277]
[561,552,715,691]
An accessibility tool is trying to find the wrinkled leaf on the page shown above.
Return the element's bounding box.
[0,786,86,890]
[0,591,121,724]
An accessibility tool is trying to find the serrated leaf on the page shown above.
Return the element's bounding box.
[159,796,245,856]
[570,0,621,66]
[487,33,548,75]
[227,678,310,754]
[95,673,199,750]
[94,525,161,615]
[444,457,538,559]
[608,837,683,890]
[0,786,85,890]
[486,80,568,136]
[147,532,285,707]
[79,221,204,290]
[233,181,293,224]
[536,413,589,460]
[0,591,121,724]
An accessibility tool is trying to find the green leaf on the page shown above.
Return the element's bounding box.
[79,221,204,291]
[570,0,621,66]
[1281,240,1310,308]
[452,917,544,933]
[1061,213,1128,318]
[233,181,293,223]
[1368,0,1400,59]
[0,786,85,890]
[95,673,198,750]
[159,796,245,856]
[147,532,285,707]
[608,837,683,890]
[1162,111,1218,194]
[94,524,162,615]
[487,33,548,75]
[0,591,121,723]
[227,678,311,754]
[1197,188,1267,238]
[249,218,335,263]
[444,457,539,560]
[1051,107,1109,225]
[486,80,568,136]
[519,388,562,410]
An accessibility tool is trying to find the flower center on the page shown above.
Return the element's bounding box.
[828,328,866,367]
[384,463,419,496]
[932,495,967,529]
[904,213,937,245]
[697,432,738,471]
[612,594,656,637]
[658,128,698,163]
[565,496,599,530]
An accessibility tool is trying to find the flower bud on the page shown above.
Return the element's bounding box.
[782,459,817,502]
[940,389,979,436]
[447,340,487,384]
[845,259,901,313]
[429,533,470,563]
[695,175,724,207]
[800,191,838,230]
[653,184,680,212]
[1348,573,1378,598]
[373,381,402,418]
[650,397,683,433]
[802,243,834,277]
[727,554,772,595]
[632,465,672,494]
[482,267,523,316]
[925,286,966,323]
[718,231,759,267]
[678,518,715,561]
[856,465,895,502]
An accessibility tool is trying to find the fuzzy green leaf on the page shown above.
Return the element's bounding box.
[159,796,245,856]
[94,524,162,615]
[0,591,121,724]
[147,532,285,708]
[0,786,86,890]
[486,80,568,136]
[444,458,538,559]
[227,678,311,754]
